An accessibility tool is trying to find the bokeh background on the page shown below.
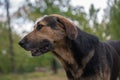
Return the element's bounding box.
[0,0,120,80]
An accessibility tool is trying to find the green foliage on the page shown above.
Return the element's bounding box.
[0,23,11,73]
[109,0,120,40]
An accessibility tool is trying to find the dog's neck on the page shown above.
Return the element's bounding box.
[53,40,76,65]
[52,28,99,79]
[69,28,99,66]
[52,42,95,79]
[52,42,80,78]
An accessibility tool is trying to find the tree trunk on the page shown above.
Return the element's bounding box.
[5,0,16,73]
[51,58,58,74]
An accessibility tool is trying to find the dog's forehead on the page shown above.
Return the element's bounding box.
[34,15,47,25]
[34,15,57,25]
[34,15,58,29]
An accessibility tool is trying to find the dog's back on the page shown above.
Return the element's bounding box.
[108,40,120,56]
[107,40,120,80]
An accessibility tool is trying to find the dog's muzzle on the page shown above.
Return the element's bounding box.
[19,38,52,56]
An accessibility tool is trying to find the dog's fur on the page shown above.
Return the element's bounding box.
[19,14,120,80]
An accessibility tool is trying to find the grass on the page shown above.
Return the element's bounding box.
[0,69,67,80]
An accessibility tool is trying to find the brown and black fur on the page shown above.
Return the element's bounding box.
[19,14,120,80]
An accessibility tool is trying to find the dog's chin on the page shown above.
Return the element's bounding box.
[30,46,51,56]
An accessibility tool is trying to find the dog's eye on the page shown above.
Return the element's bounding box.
[36,24,43,30]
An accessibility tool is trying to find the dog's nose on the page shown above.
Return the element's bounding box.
[19,40,25,47]
[19,38,27,47]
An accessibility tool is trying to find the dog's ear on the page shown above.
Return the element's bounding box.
[53,14,78,40]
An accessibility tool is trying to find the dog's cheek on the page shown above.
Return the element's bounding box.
[53,30,66,42]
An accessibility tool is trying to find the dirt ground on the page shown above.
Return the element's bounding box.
[0,69,67,80]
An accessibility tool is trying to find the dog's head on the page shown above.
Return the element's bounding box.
[19,14,78,56]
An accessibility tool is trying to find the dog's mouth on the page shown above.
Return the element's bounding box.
[29,40,53,56]
[30,45,51,56]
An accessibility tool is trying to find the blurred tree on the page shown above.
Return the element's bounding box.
[0,23,11,73]
[5,0,16,73]
[88,4,111,41]
[51,58,58,74]
[108,0,120,40]
[15,0,88,27]
[89,4,100,28]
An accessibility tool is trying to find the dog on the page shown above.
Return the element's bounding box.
[19,14,120,80]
